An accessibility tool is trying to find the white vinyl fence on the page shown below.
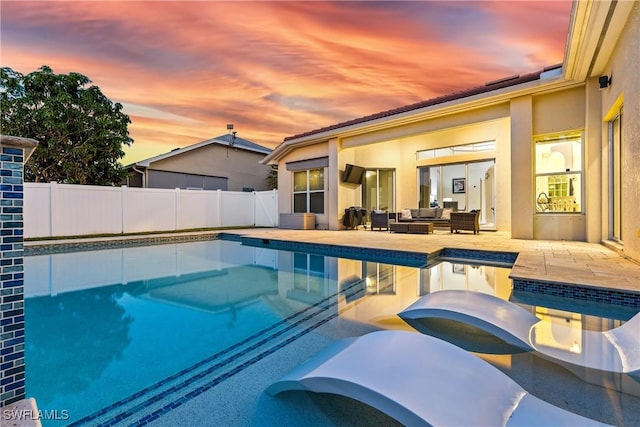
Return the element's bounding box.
[24,182,278,238]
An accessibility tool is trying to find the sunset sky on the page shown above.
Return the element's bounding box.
[1,1,573,165]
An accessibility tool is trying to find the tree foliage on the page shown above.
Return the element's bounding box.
[266,165,278,189]
[0,65,133,185]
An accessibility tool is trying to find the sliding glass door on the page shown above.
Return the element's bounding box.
[363,169,395,219]
[418,160,495,229]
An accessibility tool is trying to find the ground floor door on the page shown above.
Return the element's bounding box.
[418,160,496,230]
[363,169,395,222]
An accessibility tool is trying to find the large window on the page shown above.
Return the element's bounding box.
[293,168,324,213]
[534,134,582,213]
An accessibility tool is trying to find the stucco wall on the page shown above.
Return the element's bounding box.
[277,143,329,227]
[532,86,585,135]
[510,96,534,239]
[530,86,588,241]
[150,144,271,191]
[350,118,513,230]
[601,1,640,262]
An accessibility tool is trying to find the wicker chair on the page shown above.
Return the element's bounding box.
[370,212,390,231]
[450,210,480,234]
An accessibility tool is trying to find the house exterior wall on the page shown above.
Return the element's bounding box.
[532,86,585,135]
[276,83,595,238]
[285,107,515,231]
[510,96,534,239]
[149,144,271,191]
[147,170,228,191]
[531,86,588,241]
[277,143,329,228]
[600,0,640,261]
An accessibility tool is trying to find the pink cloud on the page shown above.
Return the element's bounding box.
[1,1,572,164]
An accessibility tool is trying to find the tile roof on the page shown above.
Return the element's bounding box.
[283,65,562,142]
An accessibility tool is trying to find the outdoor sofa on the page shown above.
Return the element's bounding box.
[370,209,447,231]
[397,208,453,228]
[372,208,481,234]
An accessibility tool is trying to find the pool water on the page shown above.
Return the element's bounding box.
[23,239,634,426]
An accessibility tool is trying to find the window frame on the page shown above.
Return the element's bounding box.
[534,133,584,214]
[292,168,325,214]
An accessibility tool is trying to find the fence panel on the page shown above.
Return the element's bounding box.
[123,187,176,233]
[220,191,256,226]
[24,184,278,238]
[53,183,122,237]
[177,189,221,229]
[255,189,278,227]
[23,183,51,238]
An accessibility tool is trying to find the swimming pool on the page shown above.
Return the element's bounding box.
[23,238,639,426]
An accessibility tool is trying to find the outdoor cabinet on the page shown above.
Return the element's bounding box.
[279,213,316,230]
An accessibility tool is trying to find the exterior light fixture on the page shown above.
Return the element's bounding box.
[598,75,611,88]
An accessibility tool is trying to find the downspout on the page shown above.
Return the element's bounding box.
[132,165,146,188]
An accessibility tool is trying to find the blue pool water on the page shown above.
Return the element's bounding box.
[23,238,634,426]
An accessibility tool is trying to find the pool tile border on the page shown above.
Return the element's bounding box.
[226,233,639,309]
[512,278,640,308]
[24,233,219,255]
[223,234,428,267]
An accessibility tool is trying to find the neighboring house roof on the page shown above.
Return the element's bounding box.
[130,134,272,168]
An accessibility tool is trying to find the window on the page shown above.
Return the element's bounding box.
[534,134,582,213]
[293,168,324,213]
[293,253,325,294]
[416,140,495,160]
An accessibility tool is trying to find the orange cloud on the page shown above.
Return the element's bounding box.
[1,1,572,165]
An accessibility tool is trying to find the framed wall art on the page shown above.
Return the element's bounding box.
[452,178,465,194]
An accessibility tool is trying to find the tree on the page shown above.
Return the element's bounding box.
[0,65,133,185]
[266,165,278,189]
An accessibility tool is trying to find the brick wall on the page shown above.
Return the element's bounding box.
[0,136,37,407]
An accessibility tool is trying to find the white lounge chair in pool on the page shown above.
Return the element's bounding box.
[398,290,640,381]
[267,330,610,426]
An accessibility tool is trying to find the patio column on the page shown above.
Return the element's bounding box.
[0,135,37,407]
[510,96,534,239]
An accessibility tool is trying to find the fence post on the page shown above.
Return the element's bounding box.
[216,189,222,227]
[273,189,279,227]
[252,191,257,226]
[49,181,57,237]
[0,135,38,407]
[121,185,127,234]
[175,187,180,231]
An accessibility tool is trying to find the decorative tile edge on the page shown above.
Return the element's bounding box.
[512,278,640,308]
[24,233,219,256]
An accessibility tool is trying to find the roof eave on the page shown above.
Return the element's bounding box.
[563,0,635,81]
